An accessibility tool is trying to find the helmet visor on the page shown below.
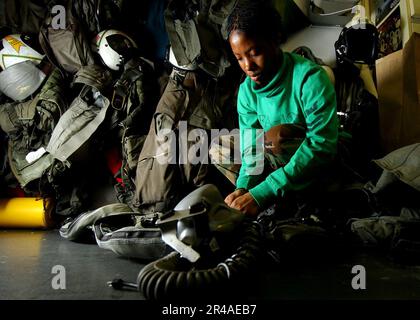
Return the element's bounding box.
[106,34,135,57]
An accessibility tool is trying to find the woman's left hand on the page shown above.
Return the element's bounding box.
[230,192,260,218]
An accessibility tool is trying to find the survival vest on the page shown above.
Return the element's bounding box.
[39,0,98,75]
[106,56,160,205]
[0,68,69,189]
[164,0,238,79]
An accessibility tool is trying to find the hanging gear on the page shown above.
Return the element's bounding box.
[41,64,113,217]
[164,0,238,78]
[132,66,241,215]
[0,60,46,102]
[108,56,158,205]
[0,67,67,190]
[0,0,49,35]
[94,29,138,71]
[167,46,198,71]
[39,0,97,75]
[335,18,379,67]
[46,64,113,163]
[110,56,154,110]
[0,34,45,70]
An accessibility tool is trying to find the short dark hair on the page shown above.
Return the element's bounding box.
[226,0,283,43]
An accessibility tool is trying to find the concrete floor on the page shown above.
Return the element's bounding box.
[1,228,420,301]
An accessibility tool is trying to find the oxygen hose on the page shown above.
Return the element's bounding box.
[136,220,263,300]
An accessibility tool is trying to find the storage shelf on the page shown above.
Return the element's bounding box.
[376,3,400,28]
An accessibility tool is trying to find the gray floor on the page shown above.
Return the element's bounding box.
[0,229,145,300]
[251,251,420,300]
[2,228,420,300]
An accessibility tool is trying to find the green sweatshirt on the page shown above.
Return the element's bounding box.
[236,52,338,208]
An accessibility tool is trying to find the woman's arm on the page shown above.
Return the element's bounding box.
[235,86,264,191]
[249,67,338,208]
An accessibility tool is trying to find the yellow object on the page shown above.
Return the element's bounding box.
[0,198,54,229]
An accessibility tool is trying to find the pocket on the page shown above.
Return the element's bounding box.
[174,19,201,65]
[133,109,181,207]
[48,28,83,74]
[155,77,188,122]
[134,155,175,206]
[47,94,103,160]
[50,96,93,146]
[0,103,18,134]
[123,134,146,172]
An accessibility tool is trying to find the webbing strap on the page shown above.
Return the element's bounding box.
[111,59,146,110]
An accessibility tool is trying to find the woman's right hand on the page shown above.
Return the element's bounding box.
[224,188,247,206]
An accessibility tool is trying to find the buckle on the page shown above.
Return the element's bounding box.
[111,90,126,110]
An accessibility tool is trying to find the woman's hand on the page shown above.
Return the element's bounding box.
[224,188,247,206]
[225,189,260,218]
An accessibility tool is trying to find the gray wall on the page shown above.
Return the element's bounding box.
[281,25,342,67]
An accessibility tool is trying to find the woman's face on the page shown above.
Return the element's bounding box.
[229,30,279,87]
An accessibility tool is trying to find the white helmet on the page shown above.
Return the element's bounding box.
[168,46,198,71]
[94,29,137,71]
[0,34,45,70]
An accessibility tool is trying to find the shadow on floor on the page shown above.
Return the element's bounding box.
[1,229,420,300]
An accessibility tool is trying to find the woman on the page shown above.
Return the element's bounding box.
[220,0,339,217]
